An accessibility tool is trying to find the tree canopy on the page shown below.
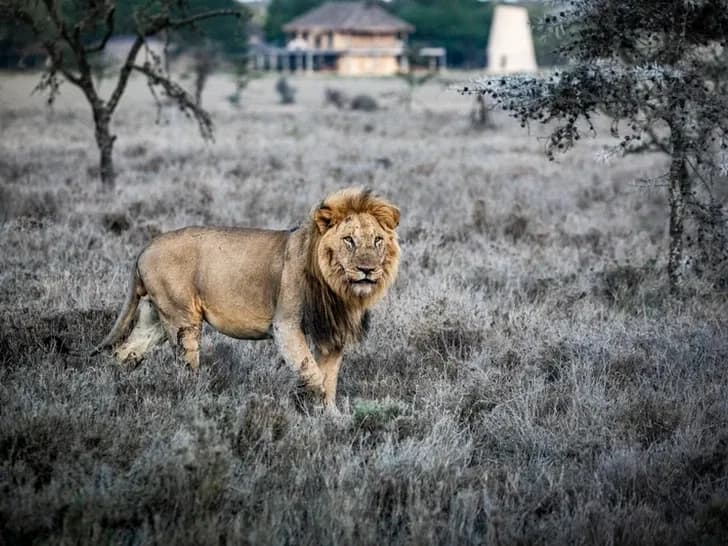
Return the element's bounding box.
[263,0,321,45]
[0,0,248,68]
[464,0,728,292]
[390,0,493,68]
[113,0,248,55]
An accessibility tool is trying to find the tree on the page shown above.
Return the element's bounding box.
[396,69,435,112]
[263,0,320,45]
[113,0,249,55]
[463,0,728,293]
[390,0,493,68]
[1,0,246,187]
[189,40,222,108]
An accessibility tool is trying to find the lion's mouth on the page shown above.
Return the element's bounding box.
[352,278,377,285]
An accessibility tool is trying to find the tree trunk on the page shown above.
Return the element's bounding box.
[93,105,116,187]
[667,125,691,294]
[194,68,208,107]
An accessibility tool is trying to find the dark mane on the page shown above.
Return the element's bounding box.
[301,268,370,350]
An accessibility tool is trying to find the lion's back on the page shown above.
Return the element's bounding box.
[136,226,294,338]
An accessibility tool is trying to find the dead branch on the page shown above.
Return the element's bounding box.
[132,62,214,141]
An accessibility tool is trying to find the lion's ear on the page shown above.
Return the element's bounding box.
[373,203,400,231]
[314,206,336,233]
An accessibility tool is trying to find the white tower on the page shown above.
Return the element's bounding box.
[487,4,537,74]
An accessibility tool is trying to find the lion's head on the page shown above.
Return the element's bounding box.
[311,188,400,305]
[302,188,400,350]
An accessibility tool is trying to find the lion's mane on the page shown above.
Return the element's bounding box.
[301,188,400,351]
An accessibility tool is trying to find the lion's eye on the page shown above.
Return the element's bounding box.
[374,236,383,247]
[343,236,355,248]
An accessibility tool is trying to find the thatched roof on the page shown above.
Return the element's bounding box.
[283,2,414,33]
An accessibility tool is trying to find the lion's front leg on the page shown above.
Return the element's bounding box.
[316,348,343,408]
[273,322,325,396]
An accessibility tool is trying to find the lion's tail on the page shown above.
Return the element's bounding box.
[90,262,145,355]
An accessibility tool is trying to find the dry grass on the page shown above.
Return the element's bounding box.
[1,71,727,545]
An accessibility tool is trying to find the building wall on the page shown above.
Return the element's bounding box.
[295,31,404,51]
[345,33,402,49]
[290,29,407,75]
[337,54,400,76]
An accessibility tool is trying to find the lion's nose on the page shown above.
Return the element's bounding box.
[357,266,375,275]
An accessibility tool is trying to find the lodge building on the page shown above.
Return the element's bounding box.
[280,2,414,76]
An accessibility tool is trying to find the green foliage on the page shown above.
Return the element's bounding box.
[263,0,321,44]
[390,0,493,68]
[0,0,248,68]
[352,399,403,432]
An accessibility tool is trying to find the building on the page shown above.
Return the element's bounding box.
[487,4,537,74]
[281,2,414,76]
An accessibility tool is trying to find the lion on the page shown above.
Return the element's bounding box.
[93,188,401,407]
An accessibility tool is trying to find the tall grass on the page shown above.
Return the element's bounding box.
[1,73,726,545]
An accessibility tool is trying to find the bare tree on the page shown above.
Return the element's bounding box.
[190,39,221,108]
[463,0,728,293]
[1,0,245,187]
[470,94,492,130]
[396,71,435,112]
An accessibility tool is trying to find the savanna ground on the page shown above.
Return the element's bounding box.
[1,70,727,545]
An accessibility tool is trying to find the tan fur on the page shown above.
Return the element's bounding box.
[96,188,400,407]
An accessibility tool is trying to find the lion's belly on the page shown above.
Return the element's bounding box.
[203,305,273,340]
[190,228,287,340]
[198,282,277,340]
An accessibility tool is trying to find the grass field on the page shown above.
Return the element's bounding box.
[1,71,727,545]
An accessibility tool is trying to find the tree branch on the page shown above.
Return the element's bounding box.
[106,7,242,113]
[141,8,243,37]
[41,0,79,50]
[11,5,83,88]
[107,36,145,113]
[84,6,116,53]
[131,62,214,141]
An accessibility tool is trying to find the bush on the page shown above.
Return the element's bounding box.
[350,94,378,112]
[275,77,296,104]
[351,399,403,433]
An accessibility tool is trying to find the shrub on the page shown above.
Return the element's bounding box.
[350,94,378,112]
[275,77,296,104]
[351,399,403,433]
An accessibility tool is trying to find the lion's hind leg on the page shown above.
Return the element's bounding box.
[113,297,167,366]
[151,307,203,371]
[171,323,202,371]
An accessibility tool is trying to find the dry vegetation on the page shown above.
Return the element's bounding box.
[1,72,727,545]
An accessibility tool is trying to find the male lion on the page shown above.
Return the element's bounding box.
[94,188,400,407]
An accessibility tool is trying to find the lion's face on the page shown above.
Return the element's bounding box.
[327,213,393,297]
[313,190,400,303]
